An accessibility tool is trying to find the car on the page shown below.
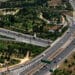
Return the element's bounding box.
[58,57,62,60]
[53,60,57,63]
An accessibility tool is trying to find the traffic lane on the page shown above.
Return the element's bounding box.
[15,38,49,47]
[12,61,42,75]
[28,17,75,75]
[7,24,73,72]
[9,56,43,75]
[34,39,75,75]
[34,65,49,75]
[0,32,50,47]
[0,31,49,47]
[45,21,75,57]
[0,28,50,44]
[44,31,71,57]
[49,39,75,70]
[20,35,69,75]
[1,21,74,74]
[11,30,71,75]
[0,28,70,72]
[20,32,71,75]
[19,58,44,75]
[4,33,72,74]
[12,8,75,74]
[39,43,75,75]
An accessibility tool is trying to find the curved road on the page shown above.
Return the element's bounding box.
[0,0,75,75]
[6,17,75,75]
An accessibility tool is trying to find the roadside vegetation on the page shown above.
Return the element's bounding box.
[0,0,72,41]
[52,52,75,75]
[0,3,69,41]
[0,0,72,68]
[0,40,45,67]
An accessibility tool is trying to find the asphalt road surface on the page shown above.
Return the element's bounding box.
[0,28,50,47]
[0,0,75,75]
[3,17,74,75]
[16,19,75,75]
[34,38,75,75]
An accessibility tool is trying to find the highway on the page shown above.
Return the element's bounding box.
[49,38,75,70]
[7,16,75,75]
[0,28,50,47]
[33,0,75,75]
[0,15,74,75]
[0,0,75,75]
[33,16,75,75]
[34,38,75,75]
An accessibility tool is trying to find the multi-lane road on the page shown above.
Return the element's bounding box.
[0,28,50,47]
[0,13,75,75]
[3,15,74,75]
[0,0,75,75]
[34,3,75,74]
[34,0,75,75]
[34,38,75,75]
[20,16,75,75]
[19,4,75,75]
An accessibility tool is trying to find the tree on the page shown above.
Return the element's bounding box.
[64,59,68,64]
[52,69,71,75]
